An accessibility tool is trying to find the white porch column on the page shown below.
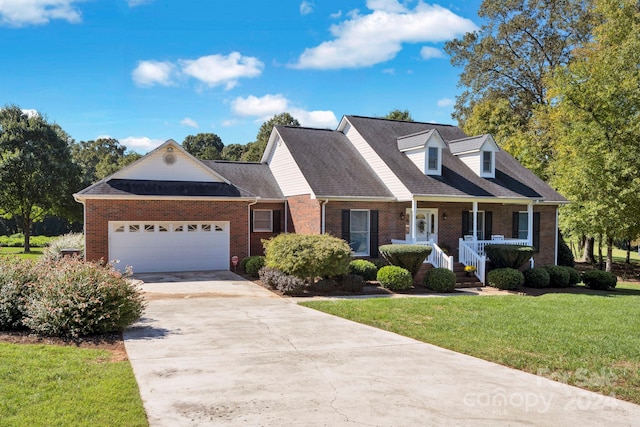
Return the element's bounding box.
[410,198,418,242]
[472,201,478,240]
[527,202,534,246]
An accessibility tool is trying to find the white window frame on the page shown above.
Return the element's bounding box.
[482,151,493,175]
[467,210,486,240]
[516,211,528,240]
[253,209,273,232]
[425,145,442,176]
[350,209,370,257]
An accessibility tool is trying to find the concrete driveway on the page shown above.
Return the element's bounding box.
[124,272,640,426]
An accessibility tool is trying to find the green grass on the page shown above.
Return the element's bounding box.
[0,247,43,260]
[0,343,147,427]
[302,285,640,404]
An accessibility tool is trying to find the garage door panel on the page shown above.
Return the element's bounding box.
[109,221,230,273]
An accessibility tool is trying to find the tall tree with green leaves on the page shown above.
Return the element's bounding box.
[548,0,640,271]
[182,133,224,160]
[71,138,141,186]
[384,109,413,121]
[0,105,80,252]
[221,143,245,161]
[242,113,300,162]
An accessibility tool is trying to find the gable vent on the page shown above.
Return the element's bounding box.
[163,153,177,165]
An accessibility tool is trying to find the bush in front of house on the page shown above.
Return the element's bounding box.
[378,244,432,277]
[557,232,575,267]
[564,266,581,286]
[377,265,412,291]
[338,274,366,293]
[258,267,307,296]
[42,233,85,262]
[523,267,550,288]
[16,258,145,338]
[487,268,524,290]
[348,260,378,281]
[424,268,456,293]
[581,270,617,290]
[484,244,534,269]
[312,278,338,293]
[543,265,571,287]
[0,257,39,330]
[243,256,265,277]
[263,234,351,283]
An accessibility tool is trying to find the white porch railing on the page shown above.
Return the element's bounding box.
[390,239,453,271]
[458,239,486,284]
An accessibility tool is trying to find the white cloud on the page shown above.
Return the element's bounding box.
[300,1,314,15]
[21,108,39,118]
[420,46,444,60]
[127,0,153,7]
[120,136,165,152]
[132,60,176,87]
[221,119,239,127]
[437,98,454,108]
[180,117,199,128]
[96,134,113,140]
[292,2,477,69]
[230,93,338,128]
[330,10,342,19]
[180,52,263,90]
[0,0,82,26]
[382,68,395,75]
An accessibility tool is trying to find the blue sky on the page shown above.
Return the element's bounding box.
[0,0,481,153]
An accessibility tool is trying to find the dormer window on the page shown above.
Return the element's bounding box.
[397,129,445,176]
[482,151,493,174]
[427,147,439,171]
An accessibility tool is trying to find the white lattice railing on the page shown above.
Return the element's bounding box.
[458,239,486,284]
[428,243,454,271]
[464,238,530,256]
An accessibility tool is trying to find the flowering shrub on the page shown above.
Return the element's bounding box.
[0,257,39,329]
[464,265,477,274]
[11,258,146,337]
[42,233,85,262]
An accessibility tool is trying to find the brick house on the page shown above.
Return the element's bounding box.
[74,115,567,281]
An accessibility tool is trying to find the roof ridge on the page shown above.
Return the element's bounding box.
[347,115,459,127]
[449,134,488,143]
[277,125,336,131]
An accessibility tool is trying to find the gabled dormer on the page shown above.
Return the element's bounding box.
[448,134,499,178]
[397,129,446,176]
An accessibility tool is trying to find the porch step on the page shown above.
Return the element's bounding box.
[414,263,482,288]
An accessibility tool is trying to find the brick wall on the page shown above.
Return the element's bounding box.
[286,195,321,234]
[84,199,251,269]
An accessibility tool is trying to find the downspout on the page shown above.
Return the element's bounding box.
[555,206,559,266]
[321,199,329,234]
[247,199,258,257]
[411,198,417,242]
[284,199,288,233]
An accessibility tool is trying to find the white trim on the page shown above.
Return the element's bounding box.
[321,199,329,234]
[349,209,370,257]
[247,200,257,256]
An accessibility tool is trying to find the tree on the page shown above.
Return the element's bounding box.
[221,143,245,161]
[384,109,413,121]
[71,138,140,186]
[0,105,80,252]
[241,113,300,162]
[182,133,224,160]
[547,0,640,272]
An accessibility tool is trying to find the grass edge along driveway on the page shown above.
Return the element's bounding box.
[301,285,640,405]
[0,343,147,427]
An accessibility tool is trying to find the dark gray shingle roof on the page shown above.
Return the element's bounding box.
[345,116,566,202]
[397,129,436,151]
[448,135,490,154]
[275,125,394,198]
[204,161,284,199]
[80,179,251,197]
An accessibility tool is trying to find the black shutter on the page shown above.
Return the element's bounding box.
[512,212,519,238]
[250,209,254,232]
[462,211,470,236]
[485,211,492,238]
[272,210,281,233]
[370,210,379,258]
[342,210,350,242]
[533,212,541,252]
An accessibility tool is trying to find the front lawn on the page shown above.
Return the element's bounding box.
[302,284,640,404]
[0,342,147,427]
[0,247,43,260]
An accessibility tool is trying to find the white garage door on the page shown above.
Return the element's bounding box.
[109,221,230,273]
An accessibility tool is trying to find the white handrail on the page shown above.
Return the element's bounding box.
[428,243,454,271]
[459,238,486,284]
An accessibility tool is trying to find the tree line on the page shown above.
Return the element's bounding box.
[445,0,640,271]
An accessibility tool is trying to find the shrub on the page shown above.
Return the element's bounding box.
[564,267,581,285]
[523,267,550,288]
[377,265,412,291]
[557,232,575,267]
[424,268,456,293]
[543,265,570,288]
[42,233,85,262]
[312,278,338,293]
[369,258,388,269]
[378,244,432,277]
[582,270,617,290]
[258,267,283,290]
[21,258,145,337]
[338,274,365,293]
[487,268,524,290]
[263,234,351,283]
[484,245,534,269]
[348,260,377,281]
[258,267,307,295]
[0,257,38,330]
[0,234,52,248]
[244,256,265,277]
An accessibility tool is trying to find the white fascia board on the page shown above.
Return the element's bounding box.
[480,135,500,152]
[310,196,397,202]
[261,128,281,164]
[411,195,548,204]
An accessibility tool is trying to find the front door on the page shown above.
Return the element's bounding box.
[405,209,438,242]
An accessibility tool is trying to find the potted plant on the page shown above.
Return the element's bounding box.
[464,265,477,277]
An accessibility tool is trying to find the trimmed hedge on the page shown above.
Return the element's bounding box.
[244,256,265,277]
[582,270,617,290]
[377,265,413,291]
[378,244,432,277]
[348,260,378,281]
[557,232,575,267]
[263,234,351,282]
[523,267,550,288]
[485,244,534,269]
[424,268,456,293]
[564,267,581,286]
[487,268,524,290]
[338,274,366,293]
[543,265,570,288]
